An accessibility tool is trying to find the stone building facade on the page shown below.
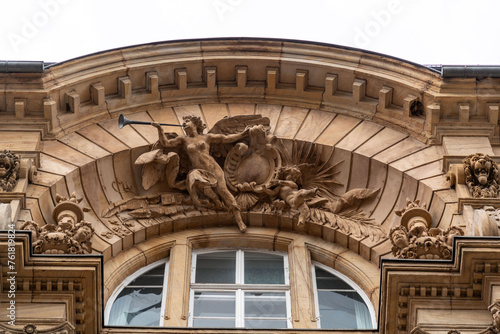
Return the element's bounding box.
[1,38,500,334]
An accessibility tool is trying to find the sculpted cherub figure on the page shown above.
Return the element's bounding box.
[268,165,318,225]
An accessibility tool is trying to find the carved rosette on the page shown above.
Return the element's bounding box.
[22,193,94,254]
[0,150,20,192]
[464,153,500,198]
[391,199,464,260]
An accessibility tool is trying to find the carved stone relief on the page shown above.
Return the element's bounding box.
[102,114,384,240]
[464,153,500,198]
[21,193,94,254]
[0,150,20,192]
[390,199,464,259]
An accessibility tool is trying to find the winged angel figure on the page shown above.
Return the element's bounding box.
[103,114,384,240]
[127,114,269,232]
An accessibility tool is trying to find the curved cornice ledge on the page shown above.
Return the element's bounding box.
[1,38,498,144]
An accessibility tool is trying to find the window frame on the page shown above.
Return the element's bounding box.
[104,258,170,327]
[188,249,292,328]
[311,262,377,329]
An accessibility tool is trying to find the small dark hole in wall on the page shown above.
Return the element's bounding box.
[410,100,423,116]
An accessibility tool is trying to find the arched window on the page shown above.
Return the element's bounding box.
[105,259,169,327]
[312,263,376,329]
[189,249,291,329]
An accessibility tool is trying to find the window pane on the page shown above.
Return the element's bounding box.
[244,252,284,284]
[193,318,235,328]
[129,263,166,286]
[108,287,163,326]
[193,292,236,318]
[318,291,371,329]
[245,292,287,318]
[315,267,353,290]
[196,251,236,283]
[245,319,288,329]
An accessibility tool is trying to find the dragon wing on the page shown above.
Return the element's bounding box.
[208,114,271,158]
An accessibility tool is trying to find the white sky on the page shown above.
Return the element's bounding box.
[1,0,499,65]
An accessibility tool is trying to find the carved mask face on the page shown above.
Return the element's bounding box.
[408,218,428,237]
[0,157,12,177]
[73,226,92,243]
[57,211,77,230]
[474,158,491,185]
[391,229,409,248]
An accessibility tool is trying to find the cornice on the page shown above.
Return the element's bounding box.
[1,39,497,143]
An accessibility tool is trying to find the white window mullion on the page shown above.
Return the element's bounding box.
[284,254,290,285]
[310,264,321,328]
[159,260,170,326]
[285,290,293,328]
[236,249,244,284]
[235,289,244,327]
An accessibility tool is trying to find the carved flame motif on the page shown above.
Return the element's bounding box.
[464,153,500,198]
[105,115,384,239]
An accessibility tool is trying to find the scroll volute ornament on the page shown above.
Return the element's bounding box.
[390,199,464,259]
[22,193,94,254]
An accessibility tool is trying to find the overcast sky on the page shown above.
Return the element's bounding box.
[1,0,499,65]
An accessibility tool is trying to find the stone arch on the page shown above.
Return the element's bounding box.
[16,39,457,270]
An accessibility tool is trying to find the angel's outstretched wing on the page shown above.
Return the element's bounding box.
[208,114,270,158]
[135,133,190,191]
[135,148,165,190]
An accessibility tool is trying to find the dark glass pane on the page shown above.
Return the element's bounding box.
[244,292,286,318]
[318,291,371,329]
[315,267,353,290]
[193,318,235,328]
[244,252,284,284]
[108,287,163,326]
[195,252,236,283]
[193,292,236,317]
[245,319,287,329]
[129,263,166,286]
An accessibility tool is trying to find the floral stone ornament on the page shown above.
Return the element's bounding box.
[464,153,500,198]
[21,193,94,254]
[0,150,20,192]
[390,199,464,260]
